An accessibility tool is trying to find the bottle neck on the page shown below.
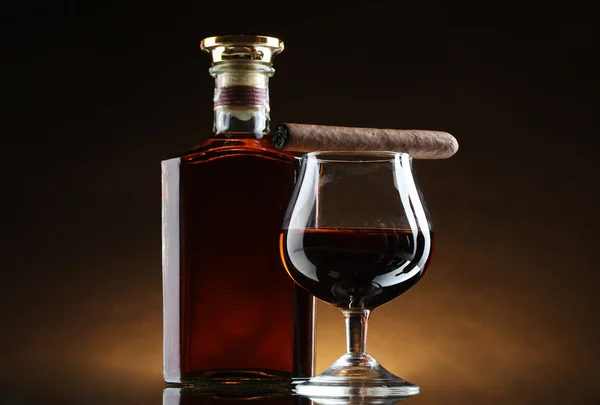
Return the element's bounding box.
[210,63,274,139]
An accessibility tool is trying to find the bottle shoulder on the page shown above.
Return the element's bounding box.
[166,136,298,164]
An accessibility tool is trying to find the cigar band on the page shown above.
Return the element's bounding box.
[214,86,269,109]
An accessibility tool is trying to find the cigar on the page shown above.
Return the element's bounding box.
[272,123,459,159]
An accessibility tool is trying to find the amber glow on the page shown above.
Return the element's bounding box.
[279,232,294,280]
[5,234,596,404]
[1,198,593,405]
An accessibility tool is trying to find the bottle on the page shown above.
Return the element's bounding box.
[161,35,315,387]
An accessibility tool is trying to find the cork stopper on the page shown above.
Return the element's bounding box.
[200,35,284,65]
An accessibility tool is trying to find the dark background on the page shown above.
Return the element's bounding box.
[2,2,599,404]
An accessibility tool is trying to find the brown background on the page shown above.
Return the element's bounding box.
[1,2,598,404]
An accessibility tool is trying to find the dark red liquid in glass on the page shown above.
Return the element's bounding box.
[280,228,433,310]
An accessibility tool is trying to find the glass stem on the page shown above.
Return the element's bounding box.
[343,309,370,355]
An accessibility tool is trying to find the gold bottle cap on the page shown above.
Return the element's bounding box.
[200,34,284,65]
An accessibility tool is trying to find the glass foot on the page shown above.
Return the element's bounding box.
[294,353,419,398]
[305,397,408,405]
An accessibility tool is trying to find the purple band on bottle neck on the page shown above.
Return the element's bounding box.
[215,86,269,108]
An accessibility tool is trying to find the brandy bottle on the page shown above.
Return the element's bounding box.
[161,35,315,386]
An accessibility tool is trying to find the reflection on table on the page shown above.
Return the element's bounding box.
[163,387,407,405]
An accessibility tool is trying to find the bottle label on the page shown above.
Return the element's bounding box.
[214,86,269,109]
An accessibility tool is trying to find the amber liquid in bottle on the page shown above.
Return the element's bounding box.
[163,136,314,383]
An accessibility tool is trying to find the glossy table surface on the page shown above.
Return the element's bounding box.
[1,379,598,405]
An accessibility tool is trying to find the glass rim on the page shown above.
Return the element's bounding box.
[303,151,412,163]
